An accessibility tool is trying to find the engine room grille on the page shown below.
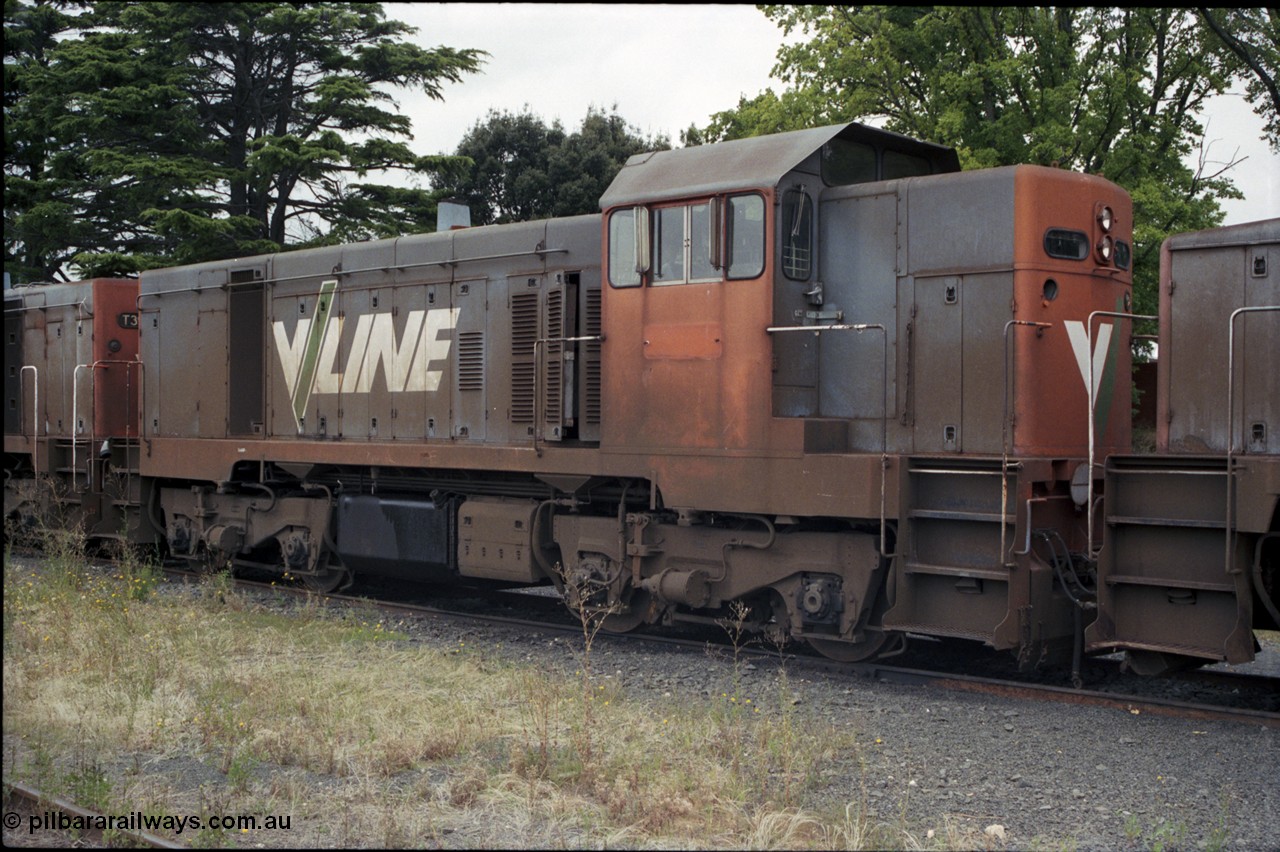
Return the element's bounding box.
[543,289,563,424]
[457,331,485,391]
[585,287,602,425]
[510,292,538,423]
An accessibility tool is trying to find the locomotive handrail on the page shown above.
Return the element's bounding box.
[1226,305,1279,585]
[532,334,605,457]
[1002,320,1052,566]
[72,364,90,491]
[1085,309,1157,558]
[433,247,570,269]
[72,359,141,493]
[765,322,895,557]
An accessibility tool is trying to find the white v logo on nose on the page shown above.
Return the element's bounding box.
[1064,320,1112,403]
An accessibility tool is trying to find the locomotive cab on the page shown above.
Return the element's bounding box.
[592,123,1139,668]
[598,123,960,458]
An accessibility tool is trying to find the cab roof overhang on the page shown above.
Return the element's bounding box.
[599,121,960,211]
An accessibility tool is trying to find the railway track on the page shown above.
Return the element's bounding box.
[3,779,187,849]
[164,564,1280,730]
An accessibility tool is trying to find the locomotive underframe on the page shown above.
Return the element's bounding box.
[133,433,1122,666]
[1087,453,1278,670]
[4,435,151,544]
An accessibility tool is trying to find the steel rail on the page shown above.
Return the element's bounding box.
[165,566,1280,730]
[3,779,188,849]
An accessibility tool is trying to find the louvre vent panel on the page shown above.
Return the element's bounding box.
[511,293,538,356]
[510,292,539,424]
[457,332,485,391]
[510,363,534,423]
[584,287,602,425]
[543,289,563,425]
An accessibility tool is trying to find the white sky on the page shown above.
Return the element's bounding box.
[388,3,1277,227]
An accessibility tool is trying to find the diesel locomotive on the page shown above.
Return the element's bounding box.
[5,121,1277,674]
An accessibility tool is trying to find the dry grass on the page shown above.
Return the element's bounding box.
[3,548,996,849]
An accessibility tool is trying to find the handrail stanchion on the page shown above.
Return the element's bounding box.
[21,365,39,475]
[1001,320,1052,566]
[765,322,891,555]
[1225,305,1279,576]
[1085,310,1157,558]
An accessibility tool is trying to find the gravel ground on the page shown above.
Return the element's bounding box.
[253,580,1280,849]
[468,622,1279,851]
[5,563,1278,850]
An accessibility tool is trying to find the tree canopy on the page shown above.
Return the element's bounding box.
[432,106,670,227]
[1199,7,1280,150]
[700,6,1272,320]
[4,0,484,280]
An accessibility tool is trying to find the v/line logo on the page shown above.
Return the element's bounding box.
[1064,318,1116,433]
[1064,320,1112,403]
[272,280,460,427]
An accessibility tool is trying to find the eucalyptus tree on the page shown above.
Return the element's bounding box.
[1198,7,1280,149]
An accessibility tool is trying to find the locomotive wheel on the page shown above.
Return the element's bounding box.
[600,589,654,633]
[807,631,890,663]
[301,568,349,593]
[300,554,350,593]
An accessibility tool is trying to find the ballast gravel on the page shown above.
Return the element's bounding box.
[416,611,1278,852]
[5,560,1276,850]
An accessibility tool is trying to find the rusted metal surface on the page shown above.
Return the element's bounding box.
[3,278,145,542]
[1158,218,1279,455]
[8,121,1272,675]
[4,278,139,443]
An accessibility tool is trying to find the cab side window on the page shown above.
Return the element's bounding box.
[608,208,642,287]
[653,202,719,286]
[606,192,767,287]
[727,194,764,280]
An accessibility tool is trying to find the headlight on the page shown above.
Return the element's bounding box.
[1070,463,1090,506]
[1097,205,1113,232]
[1096,235,1114,263]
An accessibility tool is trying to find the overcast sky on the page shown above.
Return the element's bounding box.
[388,4,1277,226]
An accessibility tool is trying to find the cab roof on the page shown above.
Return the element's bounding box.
[599,121,959,210]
